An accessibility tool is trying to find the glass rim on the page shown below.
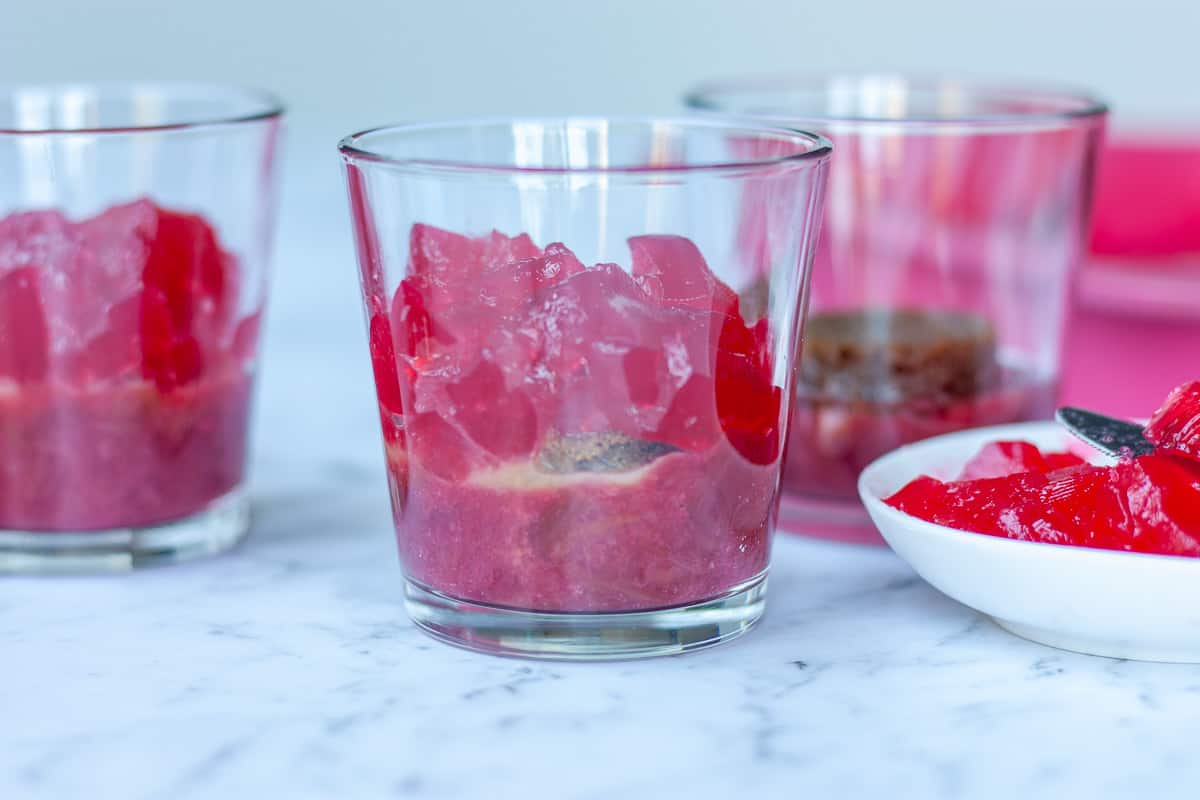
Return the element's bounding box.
[337,115,833,176]
[0,81,285,136]
[684,73,1109,129]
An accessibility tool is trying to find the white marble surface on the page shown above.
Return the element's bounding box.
[5,165,1200,800]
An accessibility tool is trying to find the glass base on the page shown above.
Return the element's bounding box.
[777,491,886,545]
[405,574,768,661]
[0,488,250,573]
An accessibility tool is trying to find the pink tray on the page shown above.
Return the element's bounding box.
[1064,134,1200,418]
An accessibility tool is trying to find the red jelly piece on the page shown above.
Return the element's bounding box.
[409,223,477,286]
[715,352,781,464]
[536,264,657,434]
[482,230,541,269]
[654,374,722,452]
[0,267,49,382]
[883,475,953,524]
[714,314,780,464]
[1145,381,1200,463]
[623,347,666,408]
[629,234,739,315]
[1032,464,1139,550]
[0,209,74,273]
[390,277,457,361]
[1028,457,1200,555]
[407,412,474,482]
[478,241,586,317]
[77,295,143,381]
[140,284,205,392]
[1043,451,1091,472]
[2,209,110,364]
[410,224,540,294]
[540,242,587,279]
[887,470,1052,539]
[445,359,537,459]
[408,224,543,350]
[231,311,262,364]
[368,311,406,446]
[154,209,237,349]
[75,200,241,389]
[487,263,658,436]
[958,440,1085,480]
[1128,455,1200,553]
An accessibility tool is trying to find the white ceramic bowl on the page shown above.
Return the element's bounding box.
[858,421,1200,663]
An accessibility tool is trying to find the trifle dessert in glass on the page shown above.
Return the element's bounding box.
[0,83,283,571]
[688,76,1107,542]
[341,117,830,659]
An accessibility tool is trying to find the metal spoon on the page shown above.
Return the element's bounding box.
[1055,407,1155,458]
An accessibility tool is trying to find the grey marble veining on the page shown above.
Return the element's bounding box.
[4,179,1200,800]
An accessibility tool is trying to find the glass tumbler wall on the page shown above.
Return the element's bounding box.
[688,77,1107,541]
[0,84,283,571]
[341,117,830,659]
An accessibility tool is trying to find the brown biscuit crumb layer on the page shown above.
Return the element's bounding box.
[799,309,998,404]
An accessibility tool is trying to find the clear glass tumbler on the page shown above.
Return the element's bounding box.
[688,76,1107,543]
[0,83,284,571]
[340,117,830,659]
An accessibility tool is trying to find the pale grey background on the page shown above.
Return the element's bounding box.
[3,0,1197,141]
[4,10,1200,799]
